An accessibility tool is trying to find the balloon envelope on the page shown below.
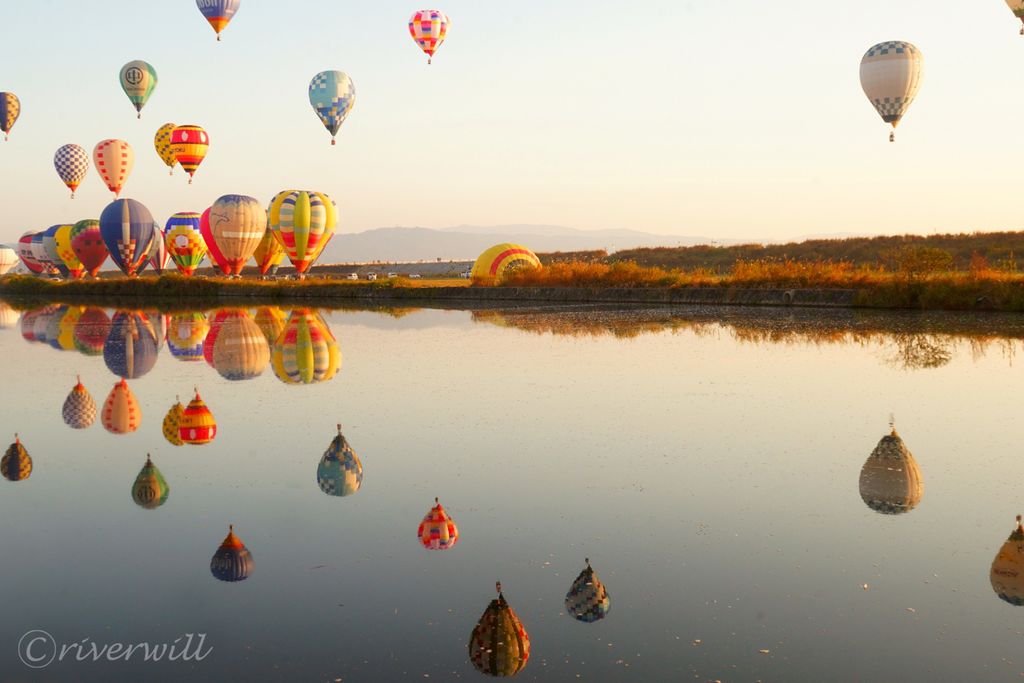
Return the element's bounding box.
[170,125,208,182]
[268,190,337,273]
[132,456,170,509]
[42,225,71,277]
[180,390,216,445]
[565,561,611,623]
[103,311,159,379]
[154,123,177,173]
[992,516,1024,605]
[210,309,269,380]
[469,586,530,677]
[102,379,141,434]
[272,309,341,385]
[54,224,84,278]
[859,41,923,140]
[317,427,363,497]
[200,207,231,275]
[148,226,169,273]
[418,498,458,550]
[859,429,924,514]
[93,139,134,197]
[53,144,89,198]
[17,233,44,274]
[211,526,253,582]
[70,220,108,277]
[207,195,266,274]
[168,312,209,361]
[471,243,541,281]
[308,71,355,144]
[197,0,241,40]
[119,60,157,117]
[409,9,450,63]
[73,307,110,355]
[165,212,206,275]
[0,92,20,139]
[99,199,155,276]
[1,437,31,482]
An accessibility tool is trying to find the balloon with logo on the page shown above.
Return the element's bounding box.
[168,312,209,361]
[70,220,108,277]
[197,0,241,41]
[170,125,208,184]
[468,583,531,677]
[102,379,141,434]
[132,455,170,509]
[41,225,71,278]
[0,92,20,141]
[199,207,231,275]
[269,190,337,274]
[119,60,158,119]
[253,227,285,276]
[164,212,206,275]
[272,309,341,385]
[207,195,266,275]
[308,71,355,145]
[148,225,169,274]
[99,199,155,276]
[16,232,44,274]
[859,41,923,142]
[62,376,97,429]
[92,139,134,197]
[54,224,85,278]
[30,232,55,274]
[317,425,363,497]
[211,525,253,582]
[154,123,177,174]
[409,10,450,64]
[53,144,89,198]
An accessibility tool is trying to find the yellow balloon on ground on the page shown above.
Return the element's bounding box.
[470,243,541,282]
[54,224,85,278]
[253,227,285,275]
[268,190,337,274]
[859,41,923,142]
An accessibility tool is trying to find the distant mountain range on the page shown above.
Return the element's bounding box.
[318,225,723,263]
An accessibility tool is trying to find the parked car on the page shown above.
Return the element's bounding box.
[386,272,397,278]
[345,272,358,280]
[366,272,377,281]
[408,273,421,279]
[460,270,472,279]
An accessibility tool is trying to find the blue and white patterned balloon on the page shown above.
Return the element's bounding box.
[53,144,89,198]
[308,71,355,145]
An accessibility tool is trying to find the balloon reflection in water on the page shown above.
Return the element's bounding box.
[418,498,458,550]
[163,398,185,446]
[73,308,111,355]
[44,305,70,349]
[1,435,32,482]
[209,309,269,381]
[565,559,611,623]
[211,525,253,582]
[991,515,1024,606]
[167,312,209,361]
[202,309,228,365]
[132,455,170,510]
[272,309,340,385]
[0,302,19,329]
[858,426,923,515]
[253,306,286,345]
[468,582,530,677]
[102,379,141,434]
[55,306,84,351]
[62,376,96,429]
[104,311,159,379]
[317,425,362,497]
[180,389,216,445]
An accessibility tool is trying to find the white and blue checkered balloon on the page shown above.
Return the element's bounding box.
[53,143,89,198]
[308,71,356,144]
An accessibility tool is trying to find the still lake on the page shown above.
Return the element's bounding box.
[0,301,1023,682]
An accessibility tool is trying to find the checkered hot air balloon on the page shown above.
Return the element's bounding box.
[418,497,459,550]
[53,144,89,199]
[859,41,923,143]
[408,10,450,64]
[70,220,108,277]
[119,60,157,119]
[197,0,241,41]
[170,125,208,184]
[210,525,253,582]
[167,312,209,361]
[271,309,341,385]
[163,399,185,446]
[102,379,141,434]
[132,455,170,509]
[62,376,96,429]
[1,436,31,482]
[154,123,177,174]
[209,309,269,381]
[308,71,355,145]
[268,190,337,274]
[468,583,530,677]
[99,199,155,276]
[565,559,611,623]
[92,139,134,197]
[317,425,363,497]
[0,92,20,141]
[164,212,206,275]
[180,389,217,445]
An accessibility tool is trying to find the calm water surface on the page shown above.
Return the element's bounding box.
[1,301,1023,682]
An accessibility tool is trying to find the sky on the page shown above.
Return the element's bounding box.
[1,0,1023,244]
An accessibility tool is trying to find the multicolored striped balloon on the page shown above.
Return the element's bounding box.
[164,212,206,275]
[470,243,541,281]
[197,0,241,41]
[417,497,459,550]
[132,455,170,509]
[93,139,134,197]
[53,144,89,198]
[180,389,217,445]
[41,225,70,278]
[170,125,208,183]
[268,190,337,274]
[409,10,450,64]
[308,71,355,145]
[272,308,341,385]
[168,312,209,361]
[0,92,20,141]
[99,199,155,276]
[119,60,158,119]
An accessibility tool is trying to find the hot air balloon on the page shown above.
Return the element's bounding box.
[164,212,206,275]
[253,227,284,276]
[418,497,459,550]
[1,435,32,482]
[272,308,341,385]
[170,125,208,184]
[317,425,363,497]
[209,309,269,380]
[119,60,157,119]
[73,307,110,355]
[1006,1,1024,34]
[199,207,231,275]
[203,310,229,365]
[0,92,20,141]
[565,559,611,623]
[197,0,241,41]
[41,225,70,278]
[103,311,159,379]
[149,225,169,273]
[168,312,209,361]
[20,308,41,341]
[132,455,170,509]
[992,515,1024,605]
[308,71,355,145]
[207,195,266,275]
[53,144,89,198]
[471,243,541,282]
[163,399,185,446]
[211,525,253,582]
[53,224,85,278]
[154,122,177,174]
[62,376,96,429]
[16,233,44,274]
[468,583,530,677]
[859,425,924,514]
[180,389,217,445]
[102,379,141,434]
[93,139,134,197]
[54,307,84,352]
[99,199,155,276]
[253,306,286,345]
[0,302,19,329]
[0,246,18,275]
[45,305,71,350]
[859,41,923,142]
[31,232,56,275]
[409,10,450,64]
[268,190,337,274]
[70,220,108,277]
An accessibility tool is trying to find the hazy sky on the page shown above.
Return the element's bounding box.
[0,0,1022,244]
